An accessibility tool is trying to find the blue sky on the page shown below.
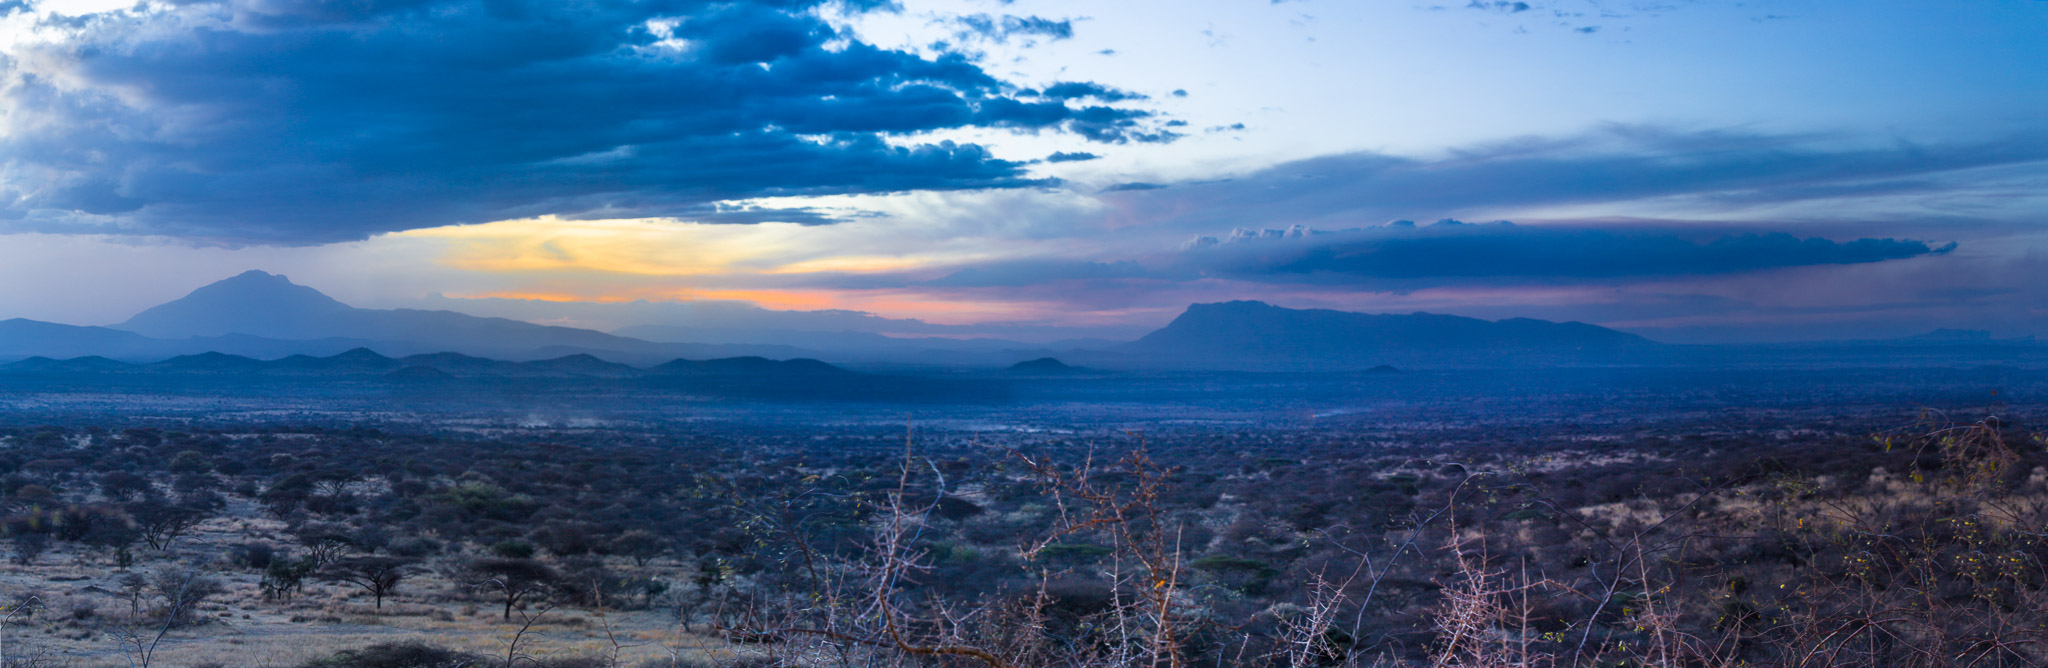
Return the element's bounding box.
[0,0,2043,342]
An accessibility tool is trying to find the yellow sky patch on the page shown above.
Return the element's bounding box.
[394,216,947,279]
[398,217,742,276]
[454,288,842,311]
[385,216,1074,322]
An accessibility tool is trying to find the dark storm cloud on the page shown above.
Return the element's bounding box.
[776,218,1948,295]
[1104,127,2048,232]
[1177,220,1950,284]
[0,0,1172,244]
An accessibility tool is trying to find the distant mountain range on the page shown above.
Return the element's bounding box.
[0,347,850,381]
[0,271,820,364]
[611,323,1123,358]
[0,271,1110,366]
[113,271,784,360]
[0,346,988,403]
[416,292,1142,347]
[2,271,2030,373]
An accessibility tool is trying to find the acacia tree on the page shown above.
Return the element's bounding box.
[149,568,225,627]
[126,501,207,551]
[290,522,356,567]
[262,558,314,602]
[319,556,416,610]
[467,558,560,621]
[610,529,669,567]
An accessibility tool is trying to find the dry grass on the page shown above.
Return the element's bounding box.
[0,499,726,667]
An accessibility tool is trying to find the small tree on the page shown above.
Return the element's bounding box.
[261,558,315,602]
[167,451,210,475]
[118,572,149,616]
[98,472,151,501]
[610,529,669,567]
[81,514,141,565]
[126,501,208,551]
[291,522,356,567]
[319,556,416,610]
[149,568,224,627]
[8,533,48,566]
[467,558,559,621]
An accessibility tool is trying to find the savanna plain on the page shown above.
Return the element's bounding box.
[0,368,2039,668]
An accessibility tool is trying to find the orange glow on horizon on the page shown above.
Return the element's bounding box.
[396,217,1083,326]
[761,256,934,275]
[454,289,841,311]
[393,217,953,279]
[448,288,1091,325]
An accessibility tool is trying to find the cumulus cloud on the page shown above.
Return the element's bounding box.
[0,0,1174,244]
[1177,220,1951,285]
[1466,1,1532,13]
[1038,81,1148,103]
[946,13,1075,44]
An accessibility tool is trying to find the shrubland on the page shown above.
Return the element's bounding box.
[0,411,2036,666]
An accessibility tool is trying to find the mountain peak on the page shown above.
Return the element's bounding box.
[202,270,335,298]
[226,269,289,282]
[102,271,656,354]
[329,347,391,362]
[116,270,355,339]
[204,270,317,295]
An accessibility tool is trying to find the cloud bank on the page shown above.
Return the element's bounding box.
[0,0,1172,244]
[1177,221,1952,285]
[1101,127,2048,233]
[758,219,1951,296]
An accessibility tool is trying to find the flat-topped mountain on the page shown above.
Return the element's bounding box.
[1007,357,1084,374]
[1117,301,1652,368]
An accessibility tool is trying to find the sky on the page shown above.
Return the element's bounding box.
[0,0,2043,343]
